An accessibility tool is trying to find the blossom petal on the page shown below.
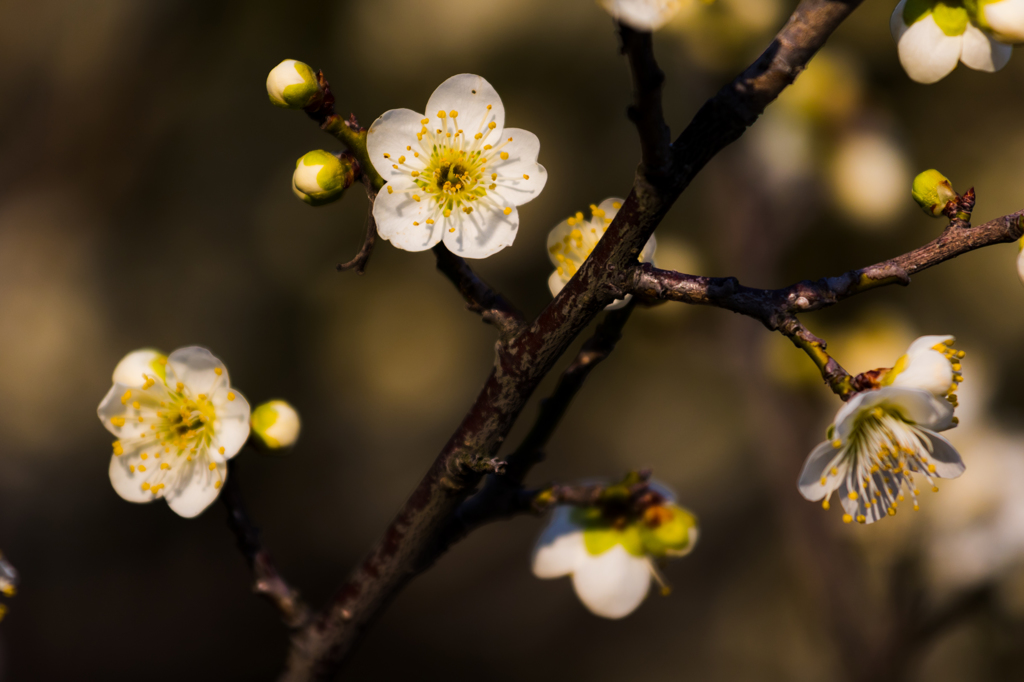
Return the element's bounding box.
[984,0,1024,43]
[487,129,547,208]
[570,545,651,619]
[601,0,683,31]
[890,349,954,397]
[798,441,844,501]
[443,205,518,259]
[548,269,566,298]
[372,186,444,252]
[424,74,505,143]
[210,385,251,459]
[112,349,166,387]
[923,429,966,478]
[897,15,962,83]
[906,335,955,356]
[109,453,157,504]
[532,507,587,579]
[366,108,428,186]
[834,387,953,441]
[960,22,1012,71]
[164,458,227,518]
[166,346,229,396]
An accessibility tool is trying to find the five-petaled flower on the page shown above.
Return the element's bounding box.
[890,0,1024,83]
[547,197,656,310]
[600,0,684,31]
[97,347,251,518]
[367,74,548,259]
[799,336,967,524]
[532,483,698,619]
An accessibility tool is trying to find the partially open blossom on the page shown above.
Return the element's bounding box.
[251,400,301,451]
[911,169,957,217]
[532,485,698,619]
[0,552,16,622]
[547,198,656,310]
[600,0,685,30]
[266,59,322,109]
[367,74,547,258]
[890,0,1013,83]
[970,0,1024,42]
[292,150,356,206]
[799,336,967,525]
[97,347,251,518]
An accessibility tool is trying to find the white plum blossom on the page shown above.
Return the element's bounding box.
[799,336,967,524]
[547,198,656,310]
[600,0,685,30]
[532,487,698,619]
[890,0,1015,83]
[251,400,301,450]
[97,347,251,518]
[367,74,547,259]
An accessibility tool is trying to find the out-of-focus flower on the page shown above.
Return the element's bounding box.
[546,198,656,310]
[0,552,16,622]
[367,74,547,258]
[266,59,322,109]
[799,385,963,524]
[532,483,698,618]
[830,131,911,226]
[251,400,301,451]
[1016,238,1024,286]
[292,151,356,206]
[97,347,251,518]
[969,0,1024,42]
[911,169,957,217]
[890,0,1012,83]
[600,0,685,30]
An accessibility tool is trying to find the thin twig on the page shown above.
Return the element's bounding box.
[432,243,525,339]
[337,180,378,274]
[222,458,309,629]
[620,24,672,179]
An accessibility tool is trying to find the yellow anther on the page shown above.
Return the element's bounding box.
[113,441,124,456]
[209,462,217,471]
[500,152,509,160]
[411,171,419,177]
[487,121,496,129]
[438,110,446,118]
[398,156,405,163]
[503,207,512,216]
[141,482,150,491]
[830,467,838,476]
[132,401,140,410]
[413,195,421,202]
[484,144,492,150]
[822,499,830,510]
[218,446,225,454]
[426,219,435,224]
[831,440,841,448]
[951,416,959,425]
[856,515,866,524]
[954,375,964,382]
[887,508,896,516]
[842,514,853,523]
[489,183,496,190]
[523,174,529,180]
[129,465,135,473]
[140,453,148,460]
[927,464,936,473]
[383,153,391,158]
[111,417,126,427]
[142,377,155,390]
[227,392,236,401]
[121,390,132,405]
[420,117,429,124]
[214,480,222,489]
[443,209,452,218]
[449,110,458,118]
[448,227,455,233]
[848,491,859,500]
[138,465,147,472]
[932,486,939,492]
[474,133,482,139]
[160,463,170,470]
[176,382,184,391]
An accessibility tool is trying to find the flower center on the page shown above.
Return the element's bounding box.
[154,388,217,454]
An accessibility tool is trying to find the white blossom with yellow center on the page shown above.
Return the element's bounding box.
[600,0,685,30]
[97,347,251,518]
[799,336,968,525]
[367,74,548,259]
[547,197,656,310]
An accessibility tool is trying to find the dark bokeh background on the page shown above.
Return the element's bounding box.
[1,0,1023,679]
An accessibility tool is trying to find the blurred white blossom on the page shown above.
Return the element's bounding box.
[600,0,685,30]
[830,131,911,227]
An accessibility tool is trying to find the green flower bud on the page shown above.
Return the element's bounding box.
[292,150,356,206]
[251,400,301,451]
[911,169,957,217]
[638,504,699,558]
[266,59,322,109]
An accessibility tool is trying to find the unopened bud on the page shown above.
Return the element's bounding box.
[267,59,322,109]
[638,504,699,558]
[292,150,356,206]
[251,400,301,451]
[911,169,957,217]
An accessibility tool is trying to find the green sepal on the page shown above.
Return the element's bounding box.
[251,402,281,448]
[638,504,698,558]
[571,507,645,557]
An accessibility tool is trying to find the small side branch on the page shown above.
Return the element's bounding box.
[620,25,672,179]
[337,181,378,274]
[222,459,309,629]
[432,244,525,338]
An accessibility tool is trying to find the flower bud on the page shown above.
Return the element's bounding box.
[911,169,957,217]
[292,150,356,206]
[251,400,301,451]
[638,504,699,558]
[266,59,322,109]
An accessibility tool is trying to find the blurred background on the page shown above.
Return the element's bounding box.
[0,0,1023,679]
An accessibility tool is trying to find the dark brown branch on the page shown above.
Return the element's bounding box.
[336,181,378,274]
[281,2,868,678]
[222,459,309,629]
[620,25,671,179]
[432,243,525,339]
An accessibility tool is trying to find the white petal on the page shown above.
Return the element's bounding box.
[487,129,547,208]
[1018,246,1024,286]
[984,0,1024,43]
[798,441,844,501]
[532,507,587,579]
[548,269,567,298]
[365,108,428,186]
[424,74,505,143]
[891,350,954,397]
[108,453,156,504]
[166,346,229,396]
[210,385,251,459]
[164,457,227,518]
[570,545,651,619]
[442,205,518,259]
[922,429,966,478]
[604,295,633,311]
[834,387,953,440]
[906,334,955,356]
[371,185,444,252]
[639,233,657,265]
[112,349,167,386]
[601,0,683,31]
[546,218,574,267]
[960,22,1013,70]
[897,15,963,83]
